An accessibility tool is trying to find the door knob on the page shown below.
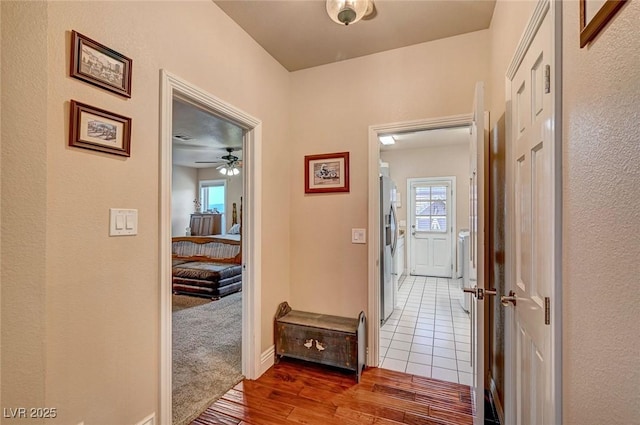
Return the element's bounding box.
[501,290,517,307]
[463,287,497,301]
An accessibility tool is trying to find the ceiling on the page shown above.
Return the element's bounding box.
[214,0,496,71]
[172,99,244,168]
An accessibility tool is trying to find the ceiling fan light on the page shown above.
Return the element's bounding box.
[232,167,240,175]
[219,168,228,175]
[326,0,369,26]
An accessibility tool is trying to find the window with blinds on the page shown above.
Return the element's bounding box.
[414,185,448,232]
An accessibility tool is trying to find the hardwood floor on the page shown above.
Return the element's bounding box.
[191,358,473,425]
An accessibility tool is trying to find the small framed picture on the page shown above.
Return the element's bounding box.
[69,100,131,157]
[70,30,132,97]
[580,0,627,47]
[304,152,350,194]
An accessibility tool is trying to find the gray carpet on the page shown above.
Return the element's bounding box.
[172,292,243,425]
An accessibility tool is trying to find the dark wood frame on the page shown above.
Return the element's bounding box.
[69,100,132,157]
[580,0,627,47]
[70,30,132,97]
[304,151,350,194]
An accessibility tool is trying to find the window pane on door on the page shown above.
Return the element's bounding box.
[413,183,448,233]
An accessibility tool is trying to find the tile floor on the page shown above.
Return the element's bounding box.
[379,274,473,385]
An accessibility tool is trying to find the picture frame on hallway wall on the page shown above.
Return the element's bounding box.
[580,0,628,47]
[69,100,132,157]
[70,30,133,97]
[304,152,350,194]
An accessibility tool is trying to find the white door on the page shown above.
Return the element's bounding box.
[408,178,455,277]
[506,4,557,424]
[468,81,486,425]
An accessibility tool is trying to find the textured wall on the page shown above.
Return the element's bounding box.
[1,2,48,419]
[289,30,490,317]
[562,1,640,423]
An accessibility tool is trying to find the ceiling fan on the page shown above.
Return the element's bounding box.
[195,147,242,175]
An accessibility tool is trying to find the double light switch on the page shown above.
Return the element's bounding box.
[110,208,138,236]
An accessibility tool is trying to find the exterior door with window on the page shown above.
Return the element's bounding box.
[409,178,454,277]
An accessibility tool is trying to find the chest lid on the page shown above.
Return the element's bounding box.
[277,310,358,333]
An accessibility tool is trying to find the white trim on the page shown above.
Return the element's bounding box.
[134,413,155,425]
[368,114,472,367]
[406,176,457,278]
[259,345,276,376]
[503,0,562,423]
[159,70,263,425]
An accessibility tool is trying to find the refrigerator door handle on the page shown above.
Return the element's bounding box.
[390,205,398,256]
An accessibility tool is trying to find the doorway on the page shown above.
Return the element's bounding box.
[159,70,262,425]
[368,116,473,383]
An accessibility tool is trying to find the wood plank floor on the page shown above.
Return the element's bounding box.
[191,358,473,425]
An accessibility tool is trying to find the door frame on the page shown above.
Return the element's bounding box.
[368,114,471,366]
[406,176,457,278]
[503,0,562,422]
[159,70,263,425]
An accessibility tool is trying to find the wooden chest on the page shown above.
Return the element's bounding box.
[274,302,366,382]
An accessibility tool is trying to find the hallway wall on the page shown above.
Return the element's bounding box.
[562,1,640,423]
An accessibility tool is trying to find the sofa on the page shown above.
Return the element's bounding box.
[171,236,242,299]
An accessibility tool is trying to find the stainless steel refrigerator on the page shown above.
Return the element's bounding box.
[380,176,398,324]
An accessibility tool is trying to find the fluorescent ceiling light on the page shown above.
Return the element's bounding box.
[379,135,396,145]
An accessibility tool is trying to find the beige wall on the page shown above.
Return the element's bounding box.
[1,1,291,424]
[562,1,640,423]
[172,165,198,237]
[288,30,490,318]
[1,1,48,418]
[381,142,471,268]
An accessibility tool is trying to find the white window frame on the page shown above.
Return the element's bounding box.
[199,179,227,233]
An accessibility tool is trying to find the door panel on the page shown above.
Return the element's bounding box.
[469,82,485,425]
[509,8,553,424]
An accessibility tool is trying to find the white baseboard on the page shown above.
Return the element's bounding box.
[259,345,275,376]
[135,413,155,425]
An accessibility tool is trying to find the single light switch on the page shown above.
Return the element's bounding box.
[125,214,135,230]
[110,208,138,236]
[352,228,366,244]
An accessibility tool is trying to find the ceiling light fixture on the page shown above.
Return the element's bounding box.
[217,163,240,176]
[379,135,396,145]
[326,0,374,26]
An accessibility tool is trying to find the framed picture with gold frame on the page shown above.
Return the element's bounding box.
[580,0,627,47]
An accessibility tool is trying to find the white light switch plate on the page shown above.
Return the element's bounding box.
[110,208,138,236]
[352,228,366,244]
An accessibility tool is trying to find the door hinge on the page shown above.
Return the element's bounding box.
[544,65,551,94]
[544,297,551,325]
